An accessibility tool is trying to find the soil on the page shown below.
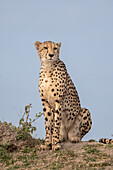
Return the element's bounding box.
[0,121,113,170]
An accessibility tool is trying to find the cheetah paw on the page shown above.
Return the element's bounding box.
[40,144,52,150]
[52,144,61,151]
[70,136,81,143]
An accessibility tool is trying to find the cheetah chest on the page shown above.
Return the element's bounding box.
[39,72,58,107]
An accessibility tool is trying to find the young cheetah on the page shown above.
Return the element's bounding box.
[34,41,92,150]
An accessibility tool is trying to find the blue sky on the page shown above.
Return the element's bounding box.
[0,0,113,141]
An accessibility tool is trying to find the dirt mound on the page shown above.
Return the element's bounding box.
[0,121,39,152]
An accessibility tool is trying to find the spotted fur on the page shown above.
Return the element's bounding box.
[34,41,92,150]
[99,138,113,144]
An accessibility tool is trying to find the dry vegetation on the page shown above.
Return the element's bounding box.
[0,108,113,170]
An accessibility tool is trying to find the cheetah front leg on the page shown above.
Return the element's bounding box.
[52,102,62,151]
[40,100,53,150]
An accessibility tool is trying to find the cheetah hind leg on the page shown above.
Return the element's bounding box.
[68,114,81,143]
[59,121,68,143]
[80,108,92,139]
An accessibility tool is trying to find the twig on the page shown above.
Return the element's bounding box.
[25,104,32,123]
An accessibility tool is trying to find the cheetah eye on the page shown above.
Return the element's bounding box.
[44,47,48,50]
[54,47,57,50]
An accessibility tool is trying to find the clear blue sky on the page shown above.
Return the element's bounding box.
[0,0,113,141]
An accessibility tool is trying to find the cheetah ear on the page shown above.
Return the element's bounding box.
[57,42,61,48]
[34,41,42,50]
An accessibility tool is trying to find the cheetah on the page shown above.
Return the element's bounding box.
[34,41,92,150]
[99,138,113,144]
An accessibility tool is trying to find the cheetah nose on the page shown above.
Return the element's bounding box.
[49,54,54,58]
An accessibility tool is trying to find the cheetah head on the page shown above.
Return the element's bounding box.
[34,41,61,64]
